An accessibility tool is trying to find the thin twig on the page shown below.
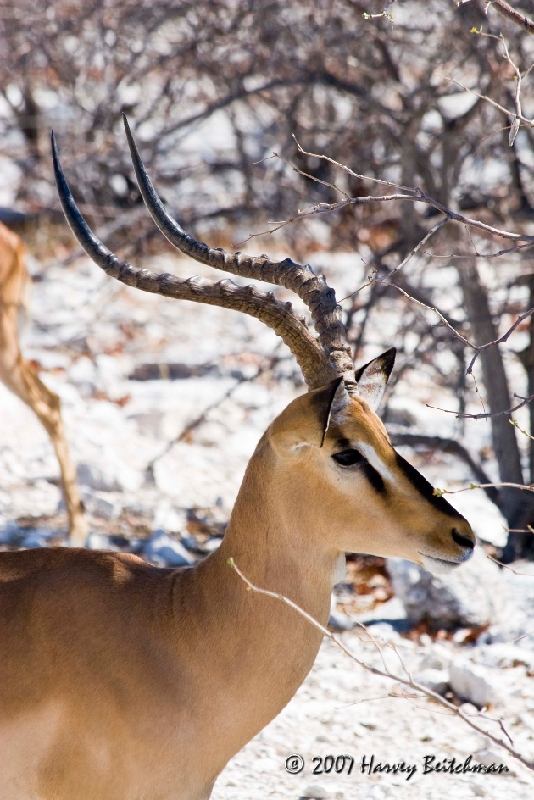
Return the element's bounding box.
[389,283,473,348]
[435,482,534,495]
[382,217,450,280]
[427,392,534,420]
[424,240,534,260]
[486,554,534,575]
[437,73,534,130]
[274,150,350,200]
[511,418,534,441]
[513,630,534,643]
[285,142,534,242]
[145,350,283,480]
[382,279,534,385]
[242,147,534,388]
[499,35,522,145]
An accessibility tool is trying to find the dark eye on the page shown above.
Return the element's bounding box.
[332,449,365,467]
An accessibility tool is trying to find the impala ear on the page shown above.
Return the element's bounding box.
[352,347,396,411]
[270,377,346,454]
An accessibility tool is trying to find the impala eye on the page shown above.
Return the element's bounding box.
[332,449,365,467]
[332,448,386,494]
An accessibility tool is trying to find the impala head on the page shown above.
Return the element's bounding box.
[268,355,475,575]
[52,116,475,574]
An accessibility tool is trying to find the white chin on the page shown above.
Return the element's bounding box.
[419,554,461,576]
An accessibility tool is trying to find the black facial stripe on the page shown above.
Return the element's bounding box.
[394,452,464,519]
[335,437,351,450]
[361,461,386,495]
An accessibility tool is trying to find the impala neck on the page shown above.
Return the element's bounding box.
[171,436,341,771]
[218,445,340,620]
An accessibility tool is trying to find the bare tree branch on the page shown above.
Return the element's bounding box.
[488,0,534,36]
[427,392,534,420]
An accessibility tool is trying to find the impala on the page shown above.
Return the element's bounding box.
[0,220,86,546]
[0,117,476,800]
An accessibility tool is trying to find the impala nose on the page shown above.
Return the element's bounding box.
[451,527,475,550]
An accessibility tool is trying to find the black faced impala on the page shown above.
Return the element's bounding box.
[0,117,475,800]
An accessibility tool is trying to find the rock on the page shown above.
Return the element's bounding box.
[413,668,449,695]
[475,748,510,770]
[459,702,479,715]
[0,520,18,544]
[77,462,121,492]
[475,644,534,673]
[86,533,116,551]
[328,594,354,631]
[202,536,223,553]
[301,785,329,800]
[91,493,122,520]
[20,529,51,548]
[152,503,186,535]
[452,628,477,645]
[449,658,500,708]
[328,610,355,631]
[143,531,195,567]
[419,650,451,671]
[68,356,95,389]
[386,546,505,629]
[77,460,141,493]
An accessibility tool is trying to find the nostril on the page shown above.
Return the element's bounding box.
[451,527,475,549]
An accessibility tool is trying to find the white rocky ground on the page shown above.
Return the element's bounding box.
[2,249,534,799]
[212,617,534,800]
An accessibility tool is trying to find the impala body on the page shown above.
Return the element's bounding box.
[0,119,475,800]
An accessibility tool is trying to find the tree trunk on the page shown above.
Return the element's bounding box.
[458,257,528,559]
[516,266,534,557]
[400,123,418,249]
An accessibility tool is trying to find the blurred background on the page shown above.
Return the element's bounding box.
[1,0,534,559]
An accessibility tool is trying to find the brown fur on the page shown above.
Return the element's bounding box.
[0,385,474,799]
[0,221,85,544]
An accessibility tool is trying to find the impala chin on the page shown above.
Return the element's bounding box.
[418,549,474,576]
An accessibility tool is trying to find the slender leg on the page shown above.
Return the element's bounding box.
[0,308,86,545]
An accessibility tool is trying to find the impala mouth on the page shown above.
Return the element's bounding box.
[418,550,473,576]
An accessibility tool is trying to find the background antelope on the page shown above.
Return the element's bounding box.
[0,221,85,545]
[0,119,476,800]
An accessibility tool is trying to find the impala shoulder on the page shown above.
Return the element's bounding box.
[0,547,148,587]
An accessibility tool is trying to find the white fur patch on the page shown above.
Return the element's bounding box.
[333,553,347,586]
[355,363,388,410]
[358,442,395,483]
[290,442,311,453]
[419,554,461,576]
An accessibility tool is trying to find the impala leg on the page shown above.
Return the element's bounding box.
[0,322,86,546]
